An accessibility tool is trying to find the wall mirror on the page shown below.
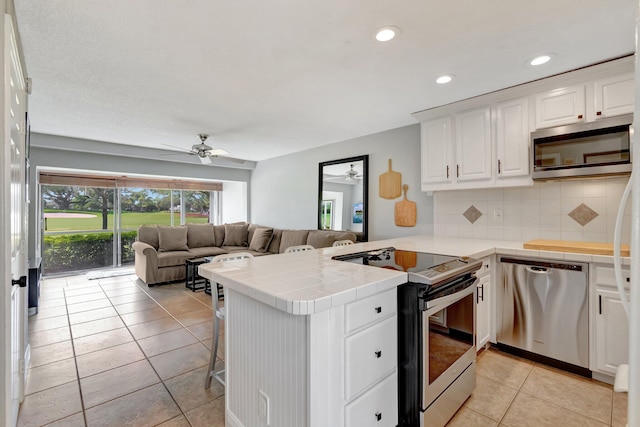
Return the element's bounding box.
[318,155,368,242]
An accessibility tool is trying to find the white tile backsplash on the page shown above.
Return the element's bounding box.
[434,177,631,244]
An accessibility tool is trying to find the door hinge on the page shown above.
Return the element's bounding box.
[25,77,32,95]
[12,275,27,287]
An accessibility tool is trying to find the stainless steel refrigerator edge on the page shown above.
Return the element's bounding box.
[497,257,589,369]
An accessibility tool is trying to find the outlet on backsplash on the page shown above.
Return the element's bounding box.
[493,209,503,224]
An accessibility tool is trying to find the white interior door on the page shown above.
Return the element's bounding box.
[2,14,27,427]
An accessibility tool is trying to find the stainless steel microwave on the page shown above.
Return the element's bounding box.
[531,114,633,180]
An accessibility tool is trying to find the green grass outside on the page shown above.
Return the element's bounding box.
[44,211,208,232]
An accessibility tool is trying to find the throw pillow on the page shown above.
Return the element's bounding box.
[249,227,274,253]
[157,225,189,252]
[222,223,249,247]
[187,223,216,248]
[137,225,159,249]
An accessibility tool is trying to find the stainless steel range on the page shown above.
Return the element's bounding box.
[332,248,482,427]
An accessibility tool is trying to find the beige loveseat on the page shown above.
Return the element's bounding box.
[131,222,358,285]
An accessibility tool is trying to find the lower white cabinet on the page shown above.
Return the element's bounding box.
[475,256,492,351]
[594,288,629,376]
[591,264,630,377]
[345,316,397,399]
[345,372,398,427]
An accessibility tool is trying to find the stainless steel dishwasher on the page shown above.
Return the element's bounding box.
[497,257,589,372]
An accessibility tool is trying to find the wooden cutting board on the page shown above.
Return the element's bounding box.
[379,159,402,199]
[523,239,630,256]
[395,184,417,227]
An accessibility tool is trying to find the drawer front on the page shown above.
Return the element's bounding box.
[345,316,397,400]
[595,265,630,289]
[345,289,396,333]
[345,372,398,427]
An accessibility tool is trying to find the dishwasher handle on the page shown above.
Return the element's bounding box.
[499,257,584,272]
[526,266,550,274]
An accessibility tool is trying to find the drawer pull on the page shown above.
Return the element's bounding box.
[374,350,382,358]
[375,412,382,422]
[374,306,382,314]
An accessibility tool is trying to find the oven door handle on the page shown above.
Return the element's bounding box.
[423,276,477,313]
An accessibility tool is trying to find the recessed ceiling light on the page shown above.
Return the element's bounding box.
[374,26,400,42]
[528,54,554,66]
[436,75,454,84]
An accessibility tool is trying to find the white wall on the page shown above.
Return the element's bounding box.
[251,124,434,240]
[222,181,248,223]
[434,177,631,244]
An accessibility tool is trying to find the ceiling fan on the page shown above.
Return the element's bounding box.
[163,134,244,164]
[324,164,363,182]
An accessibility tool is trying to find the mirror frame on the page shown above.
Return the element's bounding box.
[318,154,369,242]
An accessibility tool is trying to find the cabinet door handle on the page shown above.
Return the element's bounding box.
[599,294,602,315]
[477,284,484,303]
[374,306,382,314]
[596,111,602,116]
[374,350,382,358]
[375,412,382,422]
[456,164,460,178]
[578,114,583,119]
[446,165,449,179]
[498,159,502,174]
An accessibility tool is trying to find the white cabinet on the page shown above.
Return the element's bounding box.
[534,85,586,129]
[475,256,492,351]
[455,107,492,182]
[594,289,629,376]
[419,102,531,192]
[593,73,634,119]
[534,73,634,129]
[421,116,452,185]
[345,372,397,427]
[590,264,630,378]
[339,289,398,427]
[495,97,530,179]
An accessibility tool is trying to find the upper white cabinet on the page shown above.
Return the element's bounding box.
[455,107,492,182]
[534,73,634,129]
[495,98,530,179]
[421,116,453,185]
[593,73,634,119]
[419,99,531,192]
[534,85,586,129]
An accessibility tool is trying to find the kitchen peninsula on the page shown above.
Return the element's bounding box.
[198,235,630,427]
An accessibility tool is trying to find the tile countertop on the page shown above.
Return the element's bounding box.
[197,235,631,316]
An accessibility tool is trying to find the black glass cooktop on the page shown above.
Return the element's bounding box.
[332,247,481,286]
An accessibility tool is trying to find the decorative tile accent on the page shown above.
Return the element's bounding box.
[568,203,598,226]
[463,205,483,224]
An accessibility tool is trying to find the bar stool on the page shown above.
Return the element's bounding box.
[332,239,354,247]
[283,244,315,253]
[204,252,254,389]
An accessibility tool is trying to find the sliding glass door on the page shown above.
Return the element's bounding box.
[42,181,220,275]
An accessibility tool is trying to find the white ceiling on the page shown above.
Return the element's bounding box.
[14,0,636,162]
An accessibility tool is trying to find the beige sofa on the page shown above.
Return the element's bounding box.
[131,222,358,285]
